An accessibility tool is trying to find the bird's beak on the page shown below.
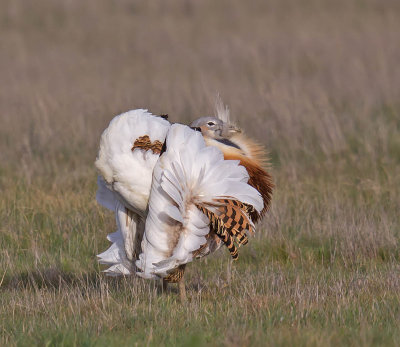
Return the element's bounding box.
[221,123,241,138]
[228,124,241,134]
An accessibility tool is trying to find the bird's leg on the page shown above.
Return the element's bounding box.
[178,276,187,303]
[227,258,233,284]
[165,265,187,302]
[162,279,168,293]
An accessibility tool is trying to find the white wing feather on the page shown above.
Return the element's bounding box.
[97,231,132,276]
[96,109,168,275]
[136,124,263,279]
[96,176,117,211]
[97,200,144,275]
[95,109,170,216]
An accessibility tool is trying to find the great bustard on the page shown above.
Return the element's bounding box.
[95,108,273,301]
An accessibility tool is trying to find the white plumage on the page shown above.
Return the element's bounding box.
[136,124,262,278]
[95,108,271,298]
[95,109,169,268]
[97,199,137,275]
[95,109,170,215]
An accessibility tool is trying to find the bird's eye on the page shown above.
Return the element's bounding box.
[207,121,215,126]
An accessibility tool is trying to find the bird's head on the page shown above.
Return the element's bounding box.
[189,116,241,140]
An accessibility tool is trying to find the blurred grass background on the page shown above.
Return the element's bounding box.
[1,0,400,346]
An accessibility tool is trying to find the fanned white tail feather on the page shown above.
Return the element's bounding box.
[136,124,263,279]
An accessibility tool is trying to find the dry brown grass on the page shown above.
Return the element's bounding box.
[1,0,400,345]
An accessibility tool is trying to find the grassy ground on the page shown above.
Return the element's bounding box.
[1,0,400,345]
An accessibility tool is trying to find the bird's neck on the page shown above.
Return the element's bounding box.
[203,134,267,168]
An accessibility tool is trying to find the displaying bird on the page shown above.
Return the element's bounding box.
[95,107,273,301]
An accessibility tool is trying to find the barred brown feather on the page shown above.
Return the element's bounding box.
[214,199,253,244]
[202,134,273,223]
[223,153,273,222]
[164,264,186,283]
[132,135,163,154]
[196,199,254,260]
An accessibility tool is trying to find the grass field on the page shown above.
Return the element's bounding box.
[1,0,400,345]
